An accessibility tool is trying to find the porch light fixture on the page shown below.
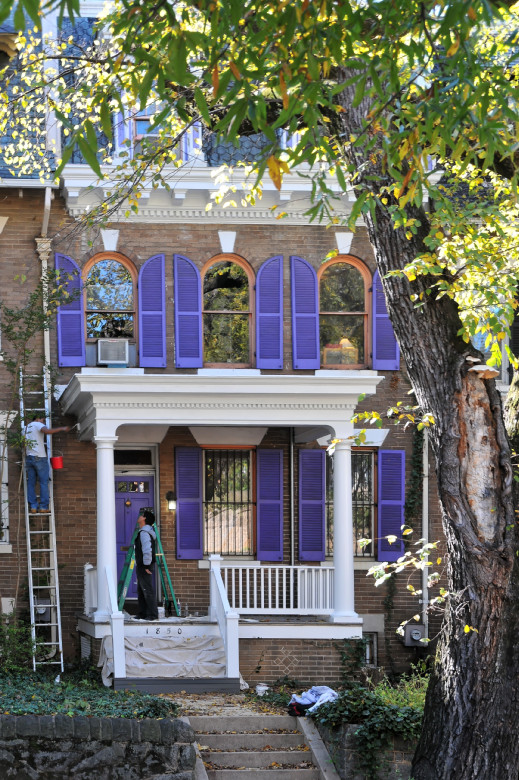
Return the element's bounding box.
[165,491,177,511]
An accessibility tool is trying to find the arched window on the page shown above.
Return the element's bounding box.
[202,257,253,365]
[318,258,370,368]
[84,256,136,340]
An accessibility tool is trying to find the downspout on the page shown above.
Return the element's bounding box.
[290,427,295,566]
[41,186,52,379]
[421,429,429,638]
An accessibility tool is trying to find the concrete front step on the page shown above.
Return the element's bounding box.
[190,715,298,733]
[205,770,320,780]
[114,676,241,693]
[201,732,306,750]
[203,750,313,768]
[189,714,340,780]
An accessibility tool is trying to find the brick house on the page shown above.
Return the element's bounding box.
[0,4,466,691]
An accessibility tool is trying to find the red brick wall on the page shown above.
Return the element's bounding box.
[239,638,349,687]
[0,186,445,674]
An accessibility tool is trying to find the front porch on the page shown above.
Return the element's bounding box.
[61,370,383,690]
[79,557,364,692]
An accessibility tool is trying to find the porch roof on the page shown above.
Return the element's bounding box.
[59,369,383,441]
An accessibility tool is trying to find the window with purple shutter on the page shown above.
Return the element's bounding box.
[377,449,405,562]
[174,254,202,368]
[138,254,166,367]
[290,256,319,369]
[256,255,283,369]
[55,253,85,367]
[299,449,325,561]
[176,447,203,559]
[257,449,283,562]
[372,270,400,370]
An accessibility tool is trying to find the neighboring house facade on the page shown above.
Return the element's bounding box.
[0,5,457,689]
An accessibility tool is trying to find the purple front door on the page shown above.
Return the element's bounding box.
[115,476,155,600]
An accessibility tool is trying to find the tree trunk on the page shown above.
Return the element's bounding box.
[337,76,519,779]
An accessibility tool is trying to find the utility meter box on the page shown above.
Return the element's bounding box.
[404,623,426,647]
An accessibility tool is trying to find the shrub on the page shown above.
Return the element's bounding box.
[0,617,35,674]
[0,665,179,719]
[312,674,425,780]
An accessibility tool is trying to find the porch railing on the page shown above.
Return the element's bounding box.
[221,564,334,615]
[209,556,240,678]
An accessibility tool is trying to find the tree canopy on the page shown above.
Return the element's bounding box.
[2,0,519,356]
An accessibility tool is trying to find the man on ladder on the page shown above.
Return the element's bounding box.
[24,415,70,513]
[135,509,159,621]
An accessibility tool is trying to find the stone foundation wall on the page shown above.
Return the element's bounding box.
[317,722,417,780]
[0,714,196,779]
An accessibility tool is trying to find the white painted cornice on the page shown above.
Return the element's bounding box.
[60,163,356,225]
[59,371,383,441]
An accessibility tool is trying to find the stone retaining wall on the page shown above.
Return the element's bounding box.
[317,722,417,780]
[0,714,196,779]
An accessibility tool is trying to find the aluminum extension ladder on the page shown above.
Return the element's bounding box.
[19,370,64,672]
[117,522,180,617]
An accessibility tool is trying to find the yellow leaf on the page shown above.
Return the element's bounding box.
[447,33,460,57]
[267,155,288,190]
[464,624,470,633]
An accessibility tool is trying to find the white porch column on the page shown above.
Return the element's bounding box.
[93,436,118,621]
[330,438,361,624]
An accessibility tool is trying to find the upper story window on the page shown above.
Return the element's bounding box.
[318,258,370,368]
[133,104,159,137]
[202,258,253,366]
[84,257,136,340]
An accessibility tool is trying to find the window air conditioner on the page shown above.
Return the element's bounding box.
[97,339,129,365]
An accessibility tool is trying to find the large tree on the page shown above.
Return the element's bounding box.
[3,1,519,776]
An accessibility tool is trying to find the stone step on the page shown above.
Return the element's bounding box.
[205,770,320,780]
[202,750,312,769]
[200,732,305,750]
[190,715,299,733]
[190,714,340,780]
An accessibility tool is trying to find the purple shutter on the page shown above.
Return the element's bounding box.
[257,449,283,562]
[176,447,203,559]
[299,449,325,561]
[372,270,400,370]
[138,254,166,367]
[256,255,283,369]
[174,254,202,368]
[377,449,405,562]
[55,253,85,367]
[290,256,319,369]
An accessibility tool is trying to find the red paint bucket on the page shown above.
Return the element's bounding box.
[50,455,63,469]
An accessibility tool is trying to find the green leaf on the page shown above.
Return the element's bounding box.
[77,135,103,178]
[194,87,211,125]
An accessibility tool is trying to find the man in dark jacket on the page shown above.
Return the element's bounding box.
[135,509,159,621]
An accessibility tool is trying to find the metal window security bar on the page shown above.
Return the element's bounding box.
[203,449,253,556]
[326,451,375,557]
[19,370,64,672]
